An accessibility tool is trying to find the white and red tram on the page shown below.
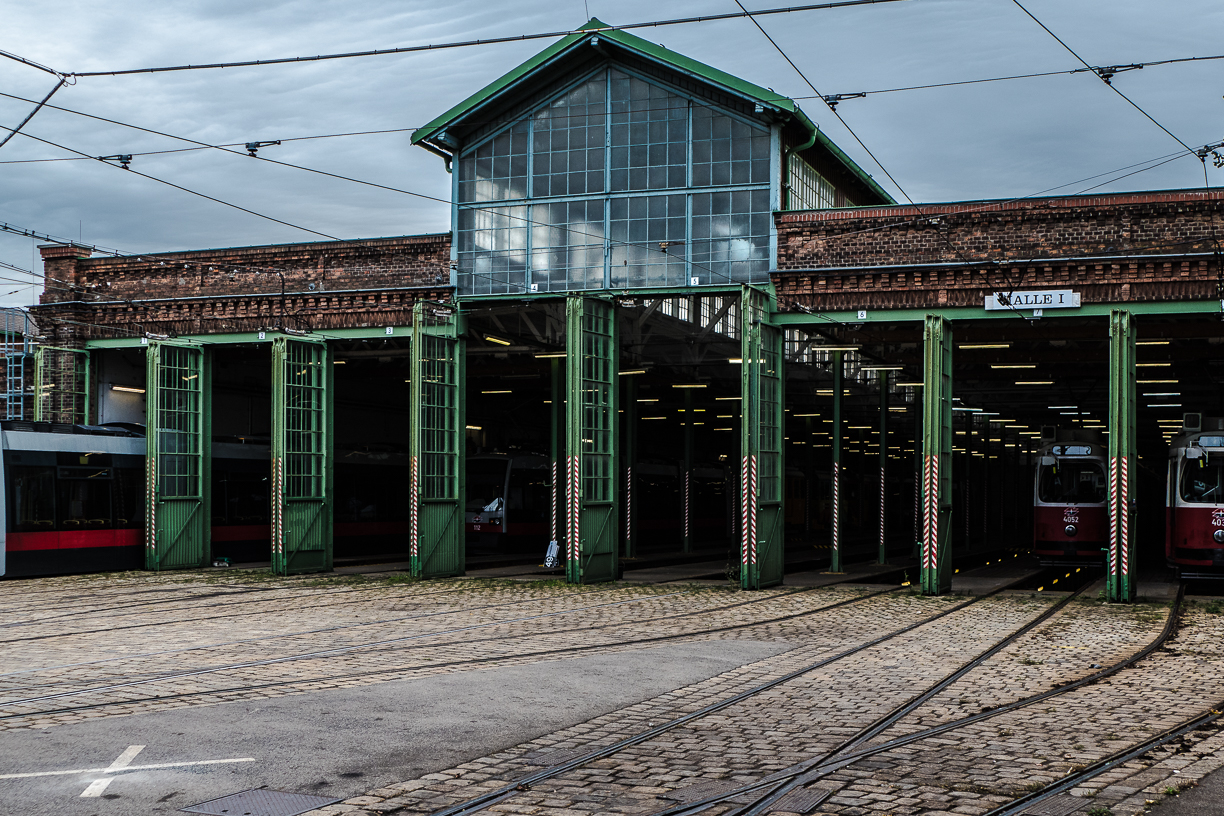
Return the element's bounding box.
[1033,428,1108,564]
[1166,414,1224,576]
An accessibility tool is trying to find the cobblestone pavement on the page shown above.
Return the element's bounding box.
[4,571,1222,816]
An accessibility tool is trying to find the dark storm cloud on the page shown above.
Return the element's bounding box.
[1,0,1221,306]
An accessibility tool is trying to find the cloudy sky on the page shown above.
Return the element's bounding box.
[1,0,1221,307]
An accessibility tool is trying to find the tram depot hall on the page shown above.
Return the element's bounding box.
[9,20,1224,602]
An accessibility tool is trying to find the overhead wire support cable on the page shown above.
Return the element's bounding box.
[1009,0,1196,156]
[0,48,63,77]
[65,0,908,78]
[0,78,65,152]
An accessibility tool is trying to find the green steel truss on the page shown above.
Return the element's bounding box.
[565,296,619,584]
[145,341,210,570]
[740,287,785,589]
[1108,310,1137,602]
[410,303,466,578]
[920,315,953,595]
[271,337,333,575]
[33,346,90,424]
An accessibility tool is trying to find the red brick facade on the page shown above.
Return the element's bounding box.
[34,234,453,344]
[771,189,1224,312]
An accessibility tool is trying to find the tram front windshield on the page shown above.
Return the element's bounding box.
[1180,455,1224,503]
[1037,460,1106,503]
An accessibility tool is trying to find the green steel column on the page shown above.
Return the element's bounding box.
[804,415,814,538]
[623,373,638,559]
[683,387,693,553]
[830,350,844,572]
[878,369,888,565]
[1108,309,1137,603]
[32,346,45,421]
[551,358,563,551]
[913,385,923,560]
[920,315,953,595]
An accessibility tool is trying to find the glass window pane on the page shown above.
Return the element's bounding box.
[457,120,529,204]
[609,71,688,193]
[610,194,686,288]
[456,205,529,295]
[532,77,606,198]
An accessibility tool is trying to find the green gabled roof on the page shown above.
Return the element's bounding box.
[412,18,894,205]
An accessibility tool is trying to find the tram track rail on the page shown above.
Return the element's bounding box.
[423,575,1090,816]
[0,580,547,645]
[0,582,663,685]
[0,584,895,724]
[643,582,1187,816]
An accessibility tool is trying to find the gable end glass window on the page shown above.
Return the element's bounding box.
[455,67,774,295]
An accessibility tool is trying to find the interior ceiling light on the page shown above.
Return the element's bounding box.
[815,345,860,352]
[1048,405,1077,409]
[484,335,512,346]
[672,383,707,388]
[960,343,1010,349]
[637,398,659,403]
[534,351,566,358]
[991,364,1036,369]
[1149,403,1183,408]
[482,389,512,394]
[861,364,903,371]
[1139,379,1177,384]
[1136,340,1170,345]
[1143,392,1180,397]
[465,425,482,430]
[110,385,146,394]
[1136,362,1171,367]
[715,396,741,401]
[618,369,647,376]
[1015,381,1054,385]
[896,381,924,387]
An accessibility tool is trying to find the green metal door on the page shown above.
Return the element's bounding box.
[565,296,618,584]
[410,303,465,578]
[1108,309,1136,602]
[920,315,953,595]
[145,341,210,570]
[271,337,332,575]
[740,288,785,590]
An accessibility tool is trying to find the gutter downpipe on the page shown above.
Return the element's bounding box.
[781,126,818,211]
[419,140,454,173]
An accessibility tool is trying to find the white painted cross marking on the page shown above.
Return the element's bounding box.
[80,745,144,797]
[0,744,255,799]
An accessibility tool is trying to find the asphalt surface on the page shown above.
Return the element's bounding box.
[0,640,791,816]
[1154,767,1224,815]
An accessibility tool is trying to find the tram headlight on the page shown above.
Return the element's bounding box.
[1064,525,1077,537]
[1214,529,1224,544]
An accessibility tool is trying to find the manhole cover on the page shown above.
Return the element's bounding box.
[766,786,835,814]
[1021,795,1084,816]
[521,748,593,766]
[182,788,341,816]
[658,780,739,802]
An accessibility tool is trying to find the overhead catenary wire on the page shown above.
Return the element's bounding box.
[64,1,906,78]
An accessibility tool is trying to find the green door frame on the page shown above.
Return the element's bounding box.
[830,350,844,572]
[144,341,210,571]
[565,296,619,584]
[271,337,332,576]
[1108,309,1137,602]
[740,287,785,589]
[410,302,466,578]
[921,315,953,595]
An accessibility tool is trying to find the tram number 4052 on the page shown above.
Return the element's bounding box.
[1063,508,1079,524]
